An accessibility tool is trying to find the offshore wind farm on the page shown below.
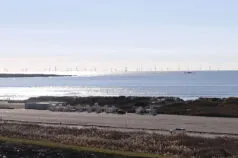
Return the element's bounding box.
[0,63,226,77]
[1,0,238,157]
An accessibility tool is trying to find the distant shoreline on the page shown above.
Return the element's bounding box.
[0,73,71,78]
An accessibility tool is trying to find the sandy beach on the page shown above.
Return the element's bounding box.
[0,109,237,136]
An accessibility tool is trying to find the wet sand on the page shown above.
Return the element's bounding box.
[0,109,237,135]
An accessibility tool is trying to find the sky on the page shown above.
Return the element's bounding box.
[0,0,238,72]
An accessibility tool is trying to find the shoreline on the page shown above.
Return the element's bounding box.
[1,96,238,118]
[0,73,70,78]
[26,96,238,118]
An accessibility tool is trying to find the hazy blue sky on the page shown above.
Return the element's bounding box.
[0,0,238,72]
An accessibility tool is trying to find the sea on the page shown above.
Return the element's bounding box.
[0,71,238,100]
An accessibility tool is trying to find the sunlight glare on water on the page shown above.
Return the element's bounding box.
[0,71,238,100]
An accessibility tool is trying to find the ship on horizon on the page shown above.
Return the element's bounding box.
[184,71,193,74]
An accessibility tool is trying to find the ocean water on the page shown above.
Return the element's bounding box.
[0,71,238,100]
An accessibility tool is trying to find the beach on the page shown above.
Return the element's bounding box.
[1,109,238,137]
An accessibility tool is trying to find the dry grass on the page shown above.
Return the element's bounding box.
[0,137,165,158]
[0,123,237,158]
